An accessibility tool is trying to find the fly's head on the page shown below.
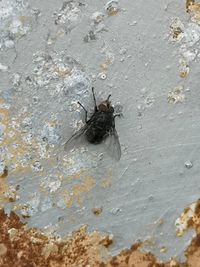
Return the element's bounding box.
[98,94,114,113]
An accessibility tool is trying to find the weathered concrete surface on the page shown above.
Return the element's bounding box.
[1,0,200,262]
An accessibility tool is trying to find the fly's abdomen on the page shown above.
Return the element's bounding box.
[85,125,107,144]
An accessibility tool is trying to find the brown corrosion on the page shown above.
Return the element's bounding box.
[0,209,186,267]
[178,199,200,267]
[92,207,103,215]
[186,0,200,12]
[186,0,195,11]
[99,235,113,248]
[2,203,200,266]
[0,166,8,178]
[0,209,111,267]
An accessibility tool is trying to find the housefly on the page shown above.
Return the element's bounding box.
[64,87,121,160]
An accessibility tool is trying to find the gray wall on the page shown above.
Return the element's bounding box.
[0,0,199,261]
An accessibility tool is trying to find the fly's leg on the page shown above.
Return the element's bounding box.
[113,114,122,127]
[78,101,88,122]
[107,94,111,100]
[114,113,123,119]
[92,87,98,112]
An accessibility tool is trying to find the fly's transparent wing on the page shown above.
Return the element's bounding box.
[104,127,121,160]
[64,124,88,151]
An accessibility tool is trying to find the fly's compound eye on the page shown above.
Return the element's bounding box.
[109,106,114,113]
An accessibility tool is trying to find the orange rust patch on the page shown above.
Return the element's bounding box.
[186,0,195,11]
[2,206,200,266]
[186,0,200,12]
[0,209,113,267]
[174,199,200,267]
[99,235,113,248]
[186,0,200,22]
[0,166,8,179]
[0,181,9,208]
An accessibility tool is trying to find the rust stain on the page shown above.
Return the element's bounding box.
[0,180,9,208]
[2,203,200,266]
[160,246,168,253]
[107,9,119,16]
[100,59,113,71]
[183,199,200,267]
[54,67,72,77]
[63,175,95,208]
[19,16,32,24]
[179,70,189,78]
[109,10,119,16]
[186,0,195,11]
[170,26,183,41]
[0,210,112,267]
[0,102,10,206]
[0,166,8,179]
[99,235,113,248]
[0,109,9,125]
[186,0,200,12]
[67,169,87,181]
[175,202,196,237]
[92,207,103,215]
[100,169,113,188]
[0,178,17,206]
[186,0,200,22]
[101,178,112,188]
[167,86,185,104]
[0,100,50,175]
[63,190,74,208]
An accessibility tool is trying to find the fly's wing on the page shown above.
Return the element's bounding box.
[104,127,121,160]
[64,124,88,151]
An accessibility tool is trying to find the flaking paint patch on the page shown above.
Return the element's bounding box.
[0,0,39,51]
[1,106,43,175]
[167,86,185,104]
[169,18,184,42]
[175,202,196,237]
[105,0,120,16]
[186,0,200,23]
[169,5,200,84]
[99,42,115,77]
[175,199,200,237]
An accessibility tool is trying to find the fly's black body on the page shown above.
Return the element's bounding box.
[65,87,121,160]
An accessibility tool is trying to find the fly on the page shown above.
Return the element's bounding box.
[65,87,122,160]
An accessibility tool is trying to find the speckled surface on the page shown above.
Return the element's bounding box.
[1,0,200,262]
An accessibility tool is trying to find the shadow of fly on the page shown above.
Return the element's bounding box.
[65,87,122,160]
